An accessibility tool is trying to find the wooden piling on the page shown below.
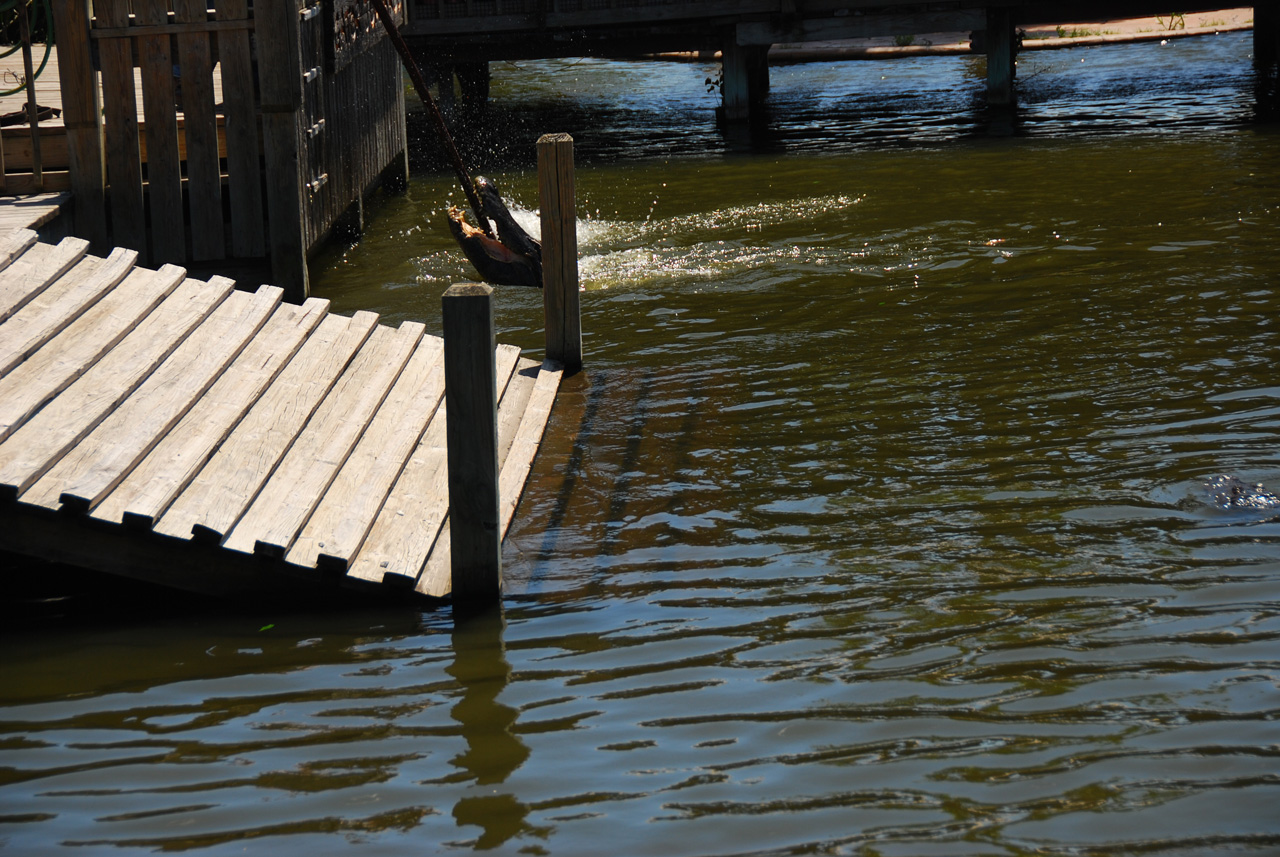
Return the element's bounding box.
[443,283,502,607]
[985,7,1016,107]
[537,133,582,373]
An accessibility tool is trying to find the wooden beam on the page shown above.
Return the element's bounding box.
[49,0,107,252]
[537,133,582,373]
[442,283,502,609]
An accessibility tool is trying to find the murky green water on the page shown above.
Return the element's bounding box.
[4,33,1280,855]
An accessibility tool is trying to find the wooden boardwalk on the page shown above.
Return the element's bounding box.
[0,229,562,602]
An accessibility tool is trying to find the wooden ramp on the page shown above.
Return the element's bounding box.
[0,230,562,602]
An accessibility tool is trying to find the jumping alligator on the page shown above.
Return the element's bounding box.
[447,176,543,289]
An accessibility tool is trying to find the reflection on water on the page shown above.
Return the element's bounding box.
[3,30,1280,856]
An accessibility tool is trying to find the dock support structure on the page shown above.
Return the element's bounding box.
[538,133,583,373]
[986,7,1017,107]
[721,32,769,122]
[1258,3,1280,119]
[444,283,502,610]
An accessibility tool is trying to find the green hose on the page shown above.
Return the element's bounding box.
[0,0,52,98]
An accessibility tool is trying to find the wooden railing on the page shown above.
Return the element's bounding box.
[52,0,263,266]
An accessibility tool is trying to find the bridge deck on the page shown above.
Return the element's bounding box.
[0,229,561,602]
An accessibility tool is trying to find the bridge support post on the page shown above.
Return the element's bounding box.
[721,35,769,122]
[1257,3,1280,119]
[985,7,1017,107]
[443,283,503,611]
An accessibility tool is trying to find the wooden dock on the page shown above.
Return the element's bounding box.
[0,228,563,602]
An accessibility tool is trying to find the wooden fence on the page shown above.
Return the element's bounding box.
[51,0,408,300]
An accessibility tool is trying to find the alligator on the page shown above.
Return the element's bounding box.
[1205,475,1280,510]
[446,176,543,289]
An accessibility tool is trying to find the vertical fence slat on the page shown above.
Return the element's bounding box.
[97,0,147,255]
[217,0,266,257]
[174,0,226,260]
[137,0,187,264]
[50,0,107,251]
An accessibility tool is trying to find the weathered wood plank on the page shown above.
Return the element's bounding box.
[0,229,37,272]
[349,343,520,589]
[0,265,186,444]
[497,359,562,536]
[0,237,91,326]
[415,349,539,597]
[154,310,381,543]
[0,277,233,502]
[0,248,137,376]
[95,297,330,529]
[224,321,425,559]
[174,0,226,261]
[23,284,281,512]
[289,335,445,572]
[96,0,147,255]
[217,0,266,257]
[137,0,186,264]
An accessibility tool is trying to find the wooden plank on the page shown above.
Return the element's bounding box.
[94,297,330,529]
[217,0,267,257]
[223,321,424,559]
[0,247,138,376]
[0,237,90,325]
[0,172,73,195]
[0,265,186,444]
[23,285,280,512]
[0,277,233,502]
[90,18,256,39]
[137,0,186,264]
[0,229,37,272]
[415,348,539,597]
[174,0,226,261]
[97,0,147,255]
[154,310,381,543]
[496,359,562,536]
[288,335,444,572]
[2,128,70,172]
[50,0,107,251]
[348,343,520,589]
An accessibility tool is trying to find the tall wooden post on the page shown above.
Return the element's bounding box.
[256,0,309,301]
[50,0,107,251]
[986,6,1016,107]
[443,283,502,608]
[537,133,582,373]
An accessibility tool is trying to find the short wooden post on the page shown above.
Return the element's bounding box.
[985,7,1016,107]
[537,133,582,373]
[720,32,769,122]
[443,283,502,608]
